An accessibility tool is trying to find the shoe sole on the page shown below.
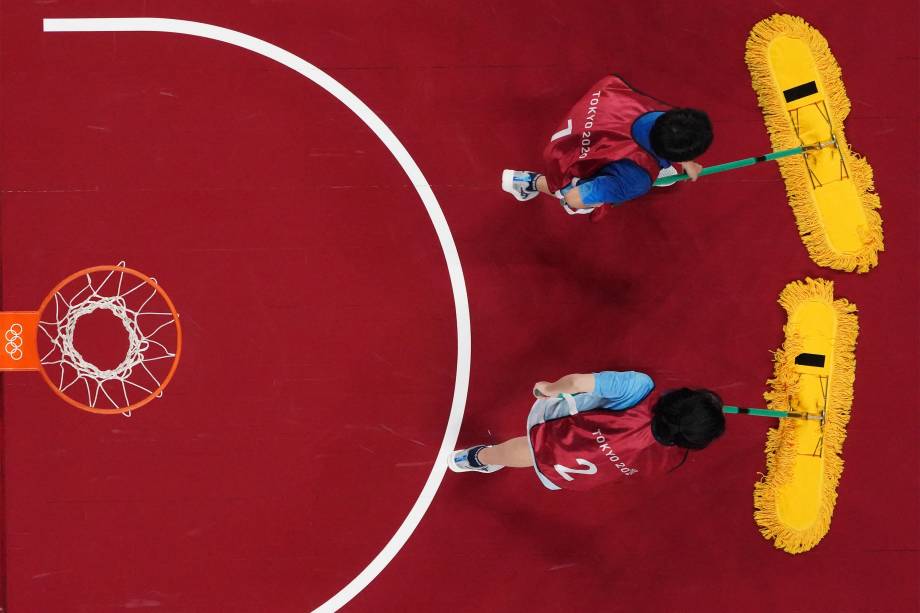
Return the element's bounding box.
[501,169,534,201]
[446,449,465,472]
[446,449,504,473]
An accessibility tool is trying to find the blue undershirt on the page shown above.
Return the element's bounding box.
[574,111,671,206]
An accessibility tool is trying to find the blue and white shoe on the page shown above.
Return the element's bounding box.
[447,445,504,473]
[654,165,679,188]
[501,169,541,201]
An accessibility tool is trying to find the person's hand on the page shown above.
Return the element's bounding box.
[681,161,703,181]
[533,381,553,398]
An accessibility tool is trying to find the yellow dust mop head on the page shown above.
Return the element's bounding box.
[754,278,858,553]
[746,14,883,273]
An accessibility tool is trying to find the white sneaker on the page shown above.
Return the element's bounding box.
[447,445,504,473]
[653,165,679,188]
[501,169,540,201]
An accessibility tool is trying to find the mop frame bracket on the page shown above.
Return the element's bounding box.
[789,101,849,190]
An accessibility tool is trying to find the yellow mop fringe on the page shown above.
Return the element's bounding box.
[754,278,858,553]
[746,14,883,273]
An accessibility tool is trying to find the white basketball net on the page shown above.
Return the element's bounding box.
[38,265,178,413]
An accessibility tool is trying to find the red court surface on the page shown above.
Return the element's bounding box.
[1,2,917,612]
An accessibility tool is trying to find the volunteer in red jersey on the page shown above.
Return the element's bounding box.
[501,75,713,218]
[448,371,725,490]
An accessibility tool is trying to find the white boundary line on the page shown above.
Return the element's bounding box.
[43,18,470,613]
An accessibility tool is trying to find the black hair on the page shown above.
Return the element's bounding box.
[649,108,713,162]
[651,388,725,450]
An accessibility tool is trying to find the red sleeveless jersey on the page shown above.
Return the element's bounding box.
[542,75,672,193]
[529,394,686,491]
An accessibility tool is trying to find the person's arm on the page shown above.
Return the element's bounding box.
[566,161,652,208]
[562,186,591,209]
[534,373,596,397]
[593,371,654,409]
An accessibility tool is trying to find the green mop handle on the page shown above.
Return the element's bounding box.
[722,405,822,421]
[536,392,821,421]
[653,140,836,187]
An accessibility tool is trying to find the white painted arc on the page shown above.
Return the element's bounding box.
[42,18,471,613]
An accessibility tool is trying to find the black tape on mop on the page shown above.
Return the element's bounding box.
[795,352,826,368]
[783,81,819,103]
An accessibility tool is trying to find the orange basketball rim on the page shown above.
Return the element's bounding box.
[0,263,182,415]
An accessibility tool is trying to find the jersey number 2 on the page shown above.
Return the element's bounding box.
[553,458,598,481]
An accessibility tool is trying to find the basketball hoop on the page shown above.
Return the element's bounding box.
[0,263,182,415]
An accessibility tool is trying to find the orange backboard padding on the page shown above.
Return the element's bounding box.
[0,311,40,371]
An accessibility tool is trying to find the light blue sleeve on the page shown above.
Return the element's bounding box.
[592,371,654,410]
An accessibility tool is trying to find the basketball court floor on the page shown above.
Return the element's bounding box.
[0,1,917,611]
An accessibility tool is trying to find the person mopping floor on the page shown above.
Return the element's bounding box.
[448,371,725,490]
[502,75,713,220]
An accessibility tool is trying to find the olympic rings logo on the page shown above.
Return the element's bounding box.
[5,323,24,361]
